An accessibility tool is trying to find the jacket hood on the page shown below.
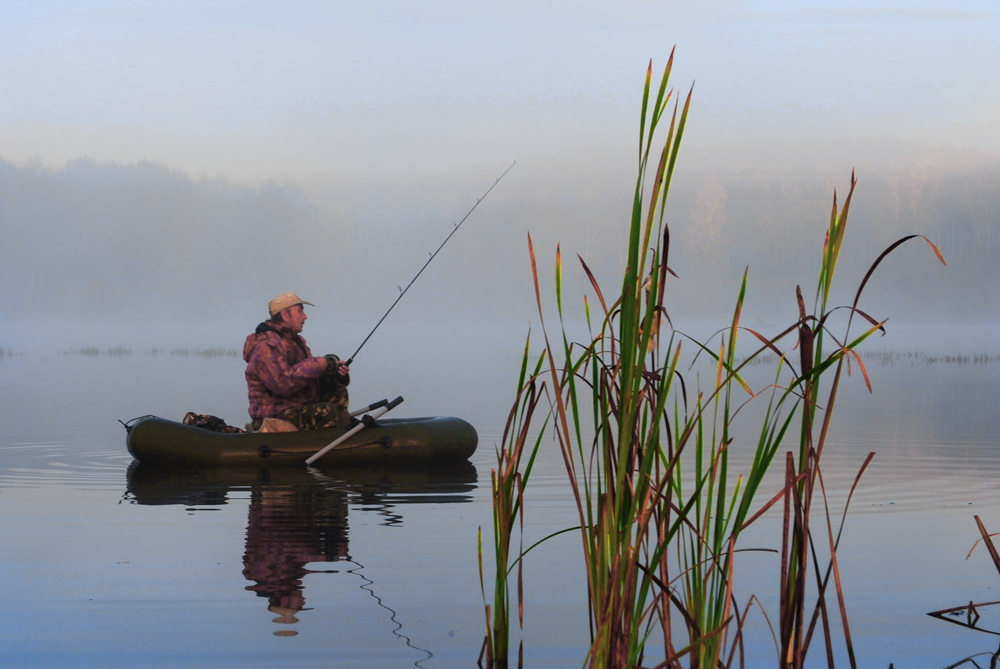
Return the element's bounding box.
[243,322,277,362]
[243,321,305,362]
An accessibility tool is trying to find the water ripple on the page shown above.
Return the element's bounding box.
[0,439,131,491]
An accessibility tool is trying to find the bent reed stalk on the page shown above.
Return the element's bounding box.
[480,52,945,668]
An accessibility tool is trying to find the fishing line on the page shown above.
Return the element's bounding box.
[345,160,516,365]
[344,558,433,665]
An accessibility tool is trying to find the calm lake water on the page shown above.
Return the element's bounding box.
[1,319,998,667]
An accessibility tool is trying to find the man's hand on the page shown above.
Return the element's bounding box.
[323,354,350,379]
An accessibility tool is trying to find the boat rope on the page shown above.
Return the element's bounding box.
[119,415,155,433]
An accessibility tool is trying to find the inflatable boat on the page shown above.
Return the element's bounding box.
[124,414,478,467]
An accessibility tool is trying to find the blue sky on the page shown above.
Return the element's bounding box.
[0,0,996,180]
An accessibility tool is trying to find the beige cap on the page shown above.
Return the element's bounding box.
[268,292,315,317]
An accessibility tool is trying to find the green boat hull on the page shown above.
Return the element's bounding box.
[126,415,478,467]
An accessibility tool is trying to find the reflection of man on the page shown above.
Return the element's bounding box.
[242,486,350,633]
[243,292,352,431]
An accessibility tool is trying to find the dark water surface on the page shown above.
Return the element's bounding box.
[1,321,998,667]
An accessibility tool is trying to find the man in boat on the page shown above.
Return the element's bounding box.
[243,292,352,431]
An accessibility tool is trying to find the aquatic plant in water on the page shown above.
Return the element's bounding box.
[478,335,548,667]
[480,51,944,668]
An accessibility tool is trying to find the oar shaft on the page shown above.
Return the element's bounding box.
[304,396,404,466]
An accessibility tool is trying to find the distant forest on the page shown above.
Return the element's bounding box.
[1,155,996,326]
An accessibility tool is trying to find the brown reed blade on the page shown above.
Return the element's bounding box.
[822,482,859,669]
[801,452,874,662]
[845,346,873,391]
[478,634,488,668]
[849,306,887,334]
[816,585,835,669]
[928,600,1000,634]
[835,452,876,547]
[578,256,610,320]
[738,468,806,532]
[964,534,1000,561]
[528,232,543,321]
[923,235,947,266]
[848,234,946,328]
[796,285,813,379]
[975,516,1000,578]
[745,327,790,360]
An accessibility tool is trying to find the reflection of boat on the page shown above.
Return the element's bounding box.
[124,415,478,467]
[125,461,477,636]
[125,459,478,507]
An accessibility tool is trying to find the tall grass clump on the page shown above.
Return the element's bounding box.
[480,51,944,668]
[773,180,944,667]
[478,334,548,667]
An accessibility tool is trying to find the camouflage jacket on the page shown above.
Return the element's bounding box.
[243,322,327,419]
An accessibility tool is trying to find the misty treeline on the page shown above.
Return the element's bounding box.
[666,163,998,325]
[0,157,346,319]
[1,155,995,325]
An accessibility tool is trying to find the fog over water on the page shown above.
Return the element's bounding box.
[0,153,995,348]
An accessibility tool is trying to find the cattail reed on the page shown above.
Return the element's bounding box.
[480,53,944,668]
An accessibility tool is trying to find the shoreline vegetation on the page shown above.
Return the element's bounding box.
[0,346,994,367]
[53,346,242,358]
[479,54,946,668]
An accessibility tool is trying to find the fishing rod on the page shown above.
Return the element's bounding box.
[345,160,516,365]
